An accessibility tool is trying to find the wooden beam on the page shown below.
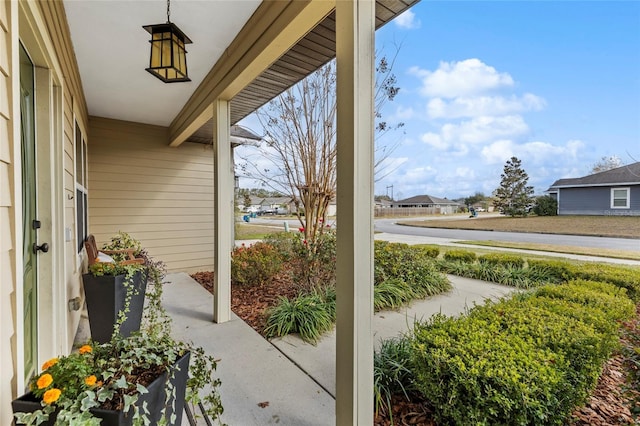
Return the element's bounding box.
[169,1,335,147]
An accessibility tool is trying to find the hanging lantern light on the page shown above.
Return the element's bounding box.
[143,0,192,83]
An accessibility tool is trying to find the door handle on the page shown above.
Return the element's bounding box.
[33,242,49,254]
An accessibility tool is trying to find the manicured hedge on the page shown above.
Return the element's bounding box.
[438,252,640,301]
[412,244,440,259]
[373,241,451,311]
[574,263,640,301]
[443,249,477,263]
[478,252,525,268]
[409,281,635,425]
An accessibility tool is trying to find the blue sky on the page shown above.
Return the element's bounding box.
[239,1,640,201]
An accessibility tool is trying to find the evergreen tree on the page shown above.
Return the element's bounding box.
[493,157,534,217]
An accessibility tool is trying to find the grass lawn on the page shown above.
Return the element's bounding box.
[398,215,640,239]
[456,240,640,261]
[235,223,286,240]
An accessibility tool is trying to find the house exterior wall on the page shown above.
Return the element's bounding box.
[558,185,640,216]
[88,117,215,273]
[0,1,17,421]
[1,1,88,423]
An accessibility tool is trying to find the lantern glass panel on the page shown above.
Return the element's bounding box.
[161,39,171,67]
[150,42,161,67]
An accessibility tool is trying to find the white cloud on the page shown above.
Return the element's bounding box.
[481,140,515,164]
[421,132,448,150]
[402,166,438,183]
[481,139,586,166]
[394,10,420,29]
[410,59,514,98]
[393,105,416,121]
[455,167,475,179]
[441,115,529,144]
[427,93,546,119]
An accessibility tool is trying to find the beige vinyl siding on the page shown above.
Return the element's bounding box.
[0,0,16,422]
[88,117,215,273]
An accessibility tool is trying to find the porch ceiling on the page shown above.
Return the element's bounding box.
[64,0,417,143]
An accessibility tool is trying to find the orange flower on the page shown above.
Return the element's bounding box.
[42,388,62,405]
[41,358,58,370]
[84,375,97,386]
[37,373,53,389]
[78,345,92,354]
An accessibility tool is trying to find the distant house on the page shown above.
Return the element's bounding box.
[375,199,393,209]
[239,196,293,214]
[393,195,460,214]
[546,162,640,216]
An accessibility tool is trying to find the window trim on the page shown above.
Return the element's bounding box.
[74,120,89,253]
[610,187,630,209]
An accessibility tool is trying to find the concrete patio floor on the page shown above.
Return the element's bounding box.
[161,271,515,424]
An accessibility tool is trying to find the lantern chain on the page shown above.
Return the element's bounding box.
[166,0,171,23]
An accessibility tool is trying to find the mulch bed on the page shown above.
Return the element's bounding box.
[191,270,299,334]
[190,271,639,425]
[571,355,637,425]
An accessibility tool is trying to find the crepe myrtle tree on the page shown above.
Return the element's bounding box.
[239,53,403,244]
[590,155,623,174]
[493,156,534,217]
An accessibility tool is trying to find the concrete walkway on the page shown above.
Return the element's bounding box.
[270,275,514,397]
[162,272,515,423]
[162,273,334,426]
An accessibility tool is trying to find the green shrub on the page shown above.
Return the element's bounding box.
[534,280,635,322]
[399,258,451,298]
[479,253,525,268]
[411,313,570,425]
[412,244,440,258]
[290,230,337,292]
[573,263,640,302]
[533,195,558,216]
[527,259,573,283]
[472,301,615,407]
[263,232,298,261]
[525,296,619,336]
[263,291,334,344]
[316,285,336,321]
[435,258,475,277]
[443,249,477,263]
[498,265,538,288]
[409,280,634,425]
[374,337,415,418]
[374,279,414,311]
[374,241,412,284]
[375,242,451,299]
[231,242,283,286]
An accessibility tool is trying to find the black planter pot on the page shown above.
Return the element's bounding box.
[12,351,190,426]
[82,269,147,344]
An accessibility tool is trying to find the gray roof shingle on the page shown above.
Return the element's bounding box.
[549,162,640,188]
[396,194,459,205]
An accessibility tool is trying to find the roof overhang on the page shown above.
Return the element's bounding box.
[63,1,419,147]
[549,182,640,189]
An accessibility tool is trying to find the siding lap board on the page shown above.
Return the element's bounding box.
[88,117,215,272]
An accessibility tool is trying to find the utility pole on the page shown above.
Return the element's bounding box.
[386,184,394,201]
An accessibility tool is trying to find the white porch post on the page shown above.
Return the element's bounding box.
[213,99,232,323]
[335,0,375,424]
